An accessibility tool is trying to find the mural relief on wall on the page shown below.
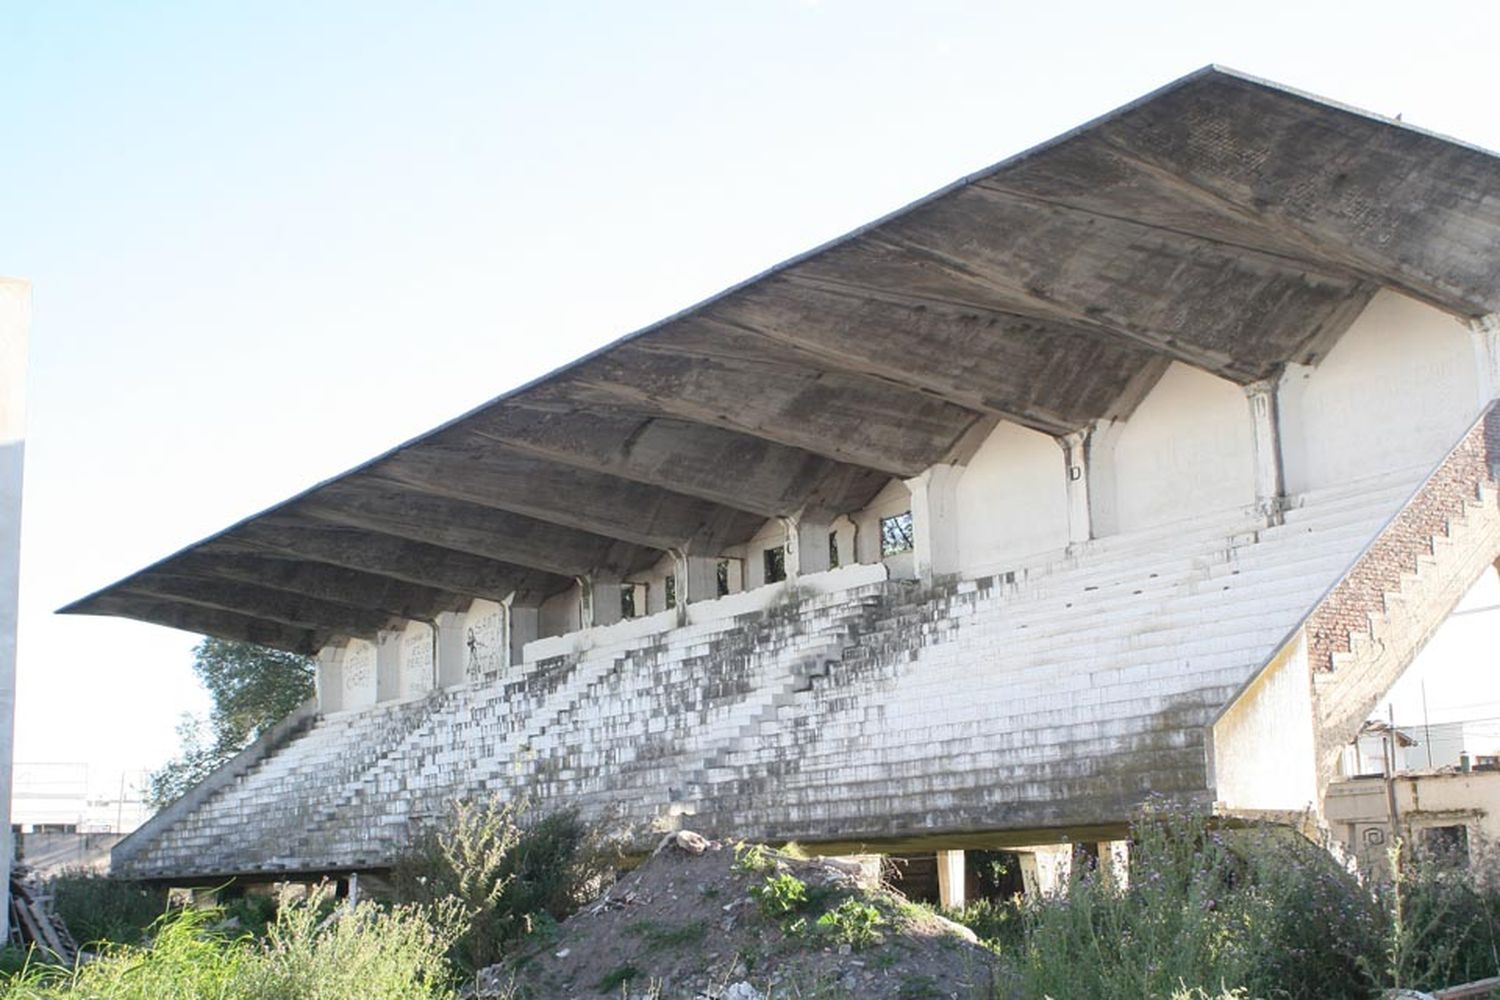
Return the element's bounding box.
[404,628,434,694]
[342,642,374,699]
[466,608,503,681]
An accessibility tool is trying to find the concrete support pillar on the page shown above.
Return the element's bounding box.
[1085,419,1123,539]
[784,512,832,579]
[1097,840,1129,890]
[1245,378,1285,519]
[375,630,402,702]
[1060,431,1091,545]
[0,278,28,938]
[671,550,720,624]
[434,612,467,688]
[903,464,963,584]
[315,647,344,713]
[504,598,539,668]
[581,574,622,629]
[1469,315,1500,405]
[935,849,966,910]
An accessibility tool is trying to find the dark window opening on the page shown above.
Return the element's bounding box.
[828,530,840,569]
[1422,824,1470,865]
[664,574,677,610]
[764,545,787,584]
[620,585,638,620]
[880,511,915,556]
[716,559,731,597]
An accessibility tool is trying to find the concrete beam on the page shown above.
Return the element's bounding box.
[163,553,463,622]
[292,481,653,578]
[462,408,889,519]
[799,183,1372,383]
[213,522,564,604]
[76,595,322,654]
[1088,74,1500,318]
[123,575,395,636]
[549,345,984,477]
[372,441,762,553]
[705,280,1161,434]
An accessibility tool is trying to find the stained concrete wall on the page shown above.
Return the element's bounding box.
[954,422,1068,575]
[0,279,30,937]
[1281,291,1481,494]
[340,639,377,711]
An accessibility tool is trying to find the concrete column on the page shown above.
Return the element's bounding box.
[1469,315,1500,405]
[1085,419,1122,538]
[670,549,719,624]
[784,512,832,579]
[935,849,966,910]
[315,647,344,713]
[1060,431,1091,545]
[903,464,963,584]
[1245,378,1285,518]
[434,612,466,688]
[581,574,622,629]
[0,278,27,938]
[504,598,539,668]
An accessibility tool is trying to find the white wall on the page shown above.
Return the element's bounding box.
[540,586,580,638]
[340,639,378,711]
[1281,291,1480,494]
[1211,633,1318,813]
[1110,362,1256,532]
[955,422,1069,573]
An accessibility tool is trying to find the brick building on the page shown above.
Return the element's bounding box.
[67,69,1500,902]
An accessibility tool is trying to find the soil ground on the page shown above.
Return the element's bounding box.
[481,834,996,999]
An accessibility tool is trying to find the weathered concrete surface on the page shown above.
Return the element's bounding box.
[0,278,29,936]
[60,69,1500,650]
[111,474,1406,880]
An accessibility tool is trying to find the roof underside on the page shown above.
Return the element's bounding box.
[62,68,1500,654]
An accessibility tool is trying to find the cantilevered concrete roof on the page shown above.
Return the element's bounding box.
[62,67,1500,653]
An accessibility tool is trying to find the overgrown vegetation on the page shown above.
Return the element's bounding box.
[48,869,168,948]
[20,807,1500,997]
[388,797,614,972]
[0,888,465,1000]
[938,806,1500,999]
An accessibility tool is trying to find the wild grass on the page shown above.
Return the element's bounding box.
[0,887,467,999]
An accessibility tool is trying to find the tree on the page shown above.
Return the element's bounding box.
[146,638,315,809]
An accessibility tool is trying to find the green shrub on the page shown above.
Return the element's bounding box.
[48,869,168,947]
[814,897,884,949]
[389,799,613,971]
[0,887,466,1000]
[751,872,808,918]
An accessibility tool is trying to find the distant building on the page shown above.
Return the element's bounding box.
[1,279,29,933]
[67,70,1500,905]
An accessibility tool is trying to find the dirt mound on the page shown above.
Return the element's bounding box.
[481,832,995,999]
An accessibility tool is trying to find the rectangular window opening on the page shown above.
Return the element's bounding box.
[828,530,840,569]
[763,545,787,584]
[620,584,638,620]
[716,559,731,597]
[664,574,677,610]
[880,511,915,557]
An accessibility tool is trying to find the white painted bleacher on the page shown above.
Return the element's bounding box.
[118,469,1426,876]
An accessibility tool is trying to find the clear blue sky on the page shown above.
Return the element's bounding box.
[5,1,1500,793]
